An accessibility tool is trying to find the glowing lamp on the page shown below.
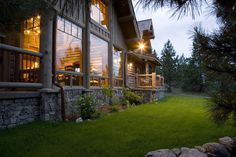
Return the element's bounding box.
[138,42,145,50]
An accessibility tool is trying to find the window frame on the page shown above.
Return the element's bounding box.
[113,46,124,87]
[55,16,84,87]
[90,33,109,87]
[90,0,109,29]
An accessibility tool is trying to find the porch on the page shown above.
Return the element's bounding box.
[136,73,164,89]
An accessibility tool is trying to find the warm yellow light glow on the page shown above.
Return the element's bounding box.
[37,30,41,34]
[34,62,39,68]
[24,30,30,34]
[128,63,133,68]
[37,15,41,19]
[139,42,145,50]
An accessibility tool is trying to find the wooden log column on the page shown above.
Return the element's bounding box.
[145,61,149,74]
[124,51,128,87]
[40,9,55,89]
[108,1,114,88]
[83,0,91,89]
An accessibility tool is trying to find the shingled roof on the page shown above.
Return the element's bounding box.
[138,19,155,39]
[128,51,162,66]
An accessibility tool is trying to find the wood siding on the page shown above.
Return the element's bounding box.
[47,0,84,25]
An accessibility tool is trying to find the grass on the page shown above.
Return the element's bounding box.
[0,96,235,157]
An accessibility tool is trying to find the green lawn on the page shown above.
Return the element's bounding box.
[0,96,235,157]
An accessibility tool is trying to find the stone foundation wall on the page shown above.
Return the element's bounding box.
[145,136,236,157]
[40,90,60,121]
[0,92,41,129]
[134,88,166,103]
[0,87,164,128]
[63,88,83,119]
[62,88,124,119]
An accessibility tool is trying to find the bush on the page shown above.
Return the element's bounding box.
[75,94,97,120]
[122,88,143,105]
[102,87,113,98]
[109,105,119,113]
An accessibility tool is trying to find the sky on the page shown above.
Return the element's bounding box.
[132,1,219,57]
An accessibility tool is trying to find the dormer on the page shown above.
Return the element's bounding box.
[138,19,155,40]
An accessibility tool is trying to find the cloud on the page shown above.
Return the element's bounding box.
[133,2,218,57]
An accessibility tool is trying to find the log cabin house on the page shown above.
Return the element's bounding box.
[0,0,165,128]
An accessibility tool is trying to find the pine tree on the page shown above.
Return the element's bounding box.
[161,40,177,92]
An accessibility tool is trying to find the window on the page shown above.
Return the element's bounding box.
[91,0,108,29]
[113,47,123,87]
[90,34,108,87]
[21,16,41,82]
[56,16,83,86]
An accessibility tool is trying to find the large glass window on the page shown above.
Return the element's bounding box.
[91,0,108,29]
[21,16,41,82]
[90,34,108,86]
[113,47,123,86]
[56,16,83,86]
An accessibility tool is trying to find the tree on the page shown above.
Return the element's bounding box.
[160,40,177,92]
[137,0,236,125]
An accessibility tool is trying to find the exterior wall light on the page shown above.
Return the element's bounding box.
[139,42,145,51]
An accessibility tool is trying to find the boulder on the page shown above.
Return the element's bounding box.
[75,117,83,123]
[179,148,207,157]
[171,148,181,156]
[145,149,176,157]
[194,146,206,153]
[219,137,236,154]
[202,142,231,157]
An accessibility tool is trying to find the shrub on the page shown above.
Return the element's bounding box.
[102,87,113,98]
[109,105,119,113]
[122,88,143,105]
[75,94,97,120]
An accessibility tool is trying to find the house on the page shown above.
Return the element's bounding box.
[0,0,165,128]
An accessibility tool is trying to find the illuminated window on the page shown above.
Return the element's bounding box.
[113,47,123,87]
[91,0,108,29]
[90,34,108,87]
[56,16,83,86]
[21,15,41,82]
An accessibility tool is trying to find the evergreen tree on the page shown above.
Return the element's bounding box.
[160,40,177,92]
[137,0,236,126]
[175,54,186,87]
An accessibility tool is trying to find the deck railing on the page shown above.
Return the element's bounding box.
[55,70,83,87]
[136,73,164,89]
[0,43,43,89]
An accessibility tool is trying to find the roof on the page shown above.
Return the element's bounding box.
[138,19,155,39]
[128,51,162,66]
[114,0,141,47]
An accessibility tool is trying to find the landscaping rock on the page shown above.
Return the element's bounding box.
[202,142,231,157]
[219,136,236,154]
[171,148,181,156]
[179,148,207,157]
[75,117,83,123]
[145,149,176,157]
[194,146,206,153]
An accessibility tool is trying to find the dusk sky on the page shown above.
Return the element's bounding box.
[132,1,219,58]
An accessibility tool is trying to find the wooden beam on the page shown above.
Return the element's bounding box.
[108,1,114,88]
[83,0,91,89]
[118,15,134,23]
[0,82,43,88]
[125,38,140,44]
[0,43,43,57]
[40,9,54,89]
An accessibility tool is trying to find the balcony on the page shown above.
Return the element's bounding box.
[136,73,164,89]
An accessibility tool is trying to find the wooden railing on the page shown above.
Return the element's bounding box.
[90,75,109,87]
[136,73,164,89]
[0,43,43,89]
[55,70,83,87]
